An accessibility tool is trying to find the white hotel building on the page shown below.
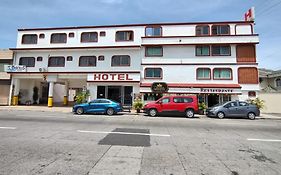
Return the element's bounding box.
[9,21,259,107]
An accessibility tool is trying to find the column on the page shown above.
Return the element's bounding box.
[12,79,20,106]
[48,81,54,107]
[63,82,68,106]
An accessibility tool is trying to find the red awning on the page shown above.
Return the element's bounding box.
[140,83,241,88]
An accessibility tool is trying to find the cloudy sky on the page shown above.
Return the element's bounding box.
[0,0,281,70]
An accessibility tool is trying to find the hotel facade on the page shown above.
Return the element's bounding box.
[8,21,259,107]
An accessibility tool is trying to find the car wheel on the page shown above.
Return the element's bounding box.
[149,109,157,117]
[248,112,256,120]
[106,108,114,116]
[76,107,84,115]
[185,109,194,118]
[217,112,225,119]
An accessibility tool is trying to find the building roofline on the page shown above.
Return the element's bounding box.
[18,21,254,31]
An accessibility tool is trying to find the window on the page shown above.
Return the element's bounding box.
[37,57,43,61]
[0,63,9,72]
[212,25,230,35]
[248,91,256,97]
[48,57,65,67]
[145,26,162,36]
[39,33,45,39]
[239,101,249,106]
[100,31,106,36]
[69,33,75,37]
[196,46,210,56]
[276,78,281,87]
[213,68,232,80]
[160,98,170,104]
[145,46,163,57]
[224,102,237,108]
[212,45,231,56]
[145,68,162,79]
[196,25,209,36]
[19,57,35,67]
[197,68,211,80]
[50,33,67,43]
[98,55,105,61]
[21,34,37,44]
[238,67,258,84]
[111,55,130,66]
[81,32,98,42]
[236,45,256,62]
[116,31,133,41]
[67,56,73,61]
[79,56,97,67]
[173,97,193,103]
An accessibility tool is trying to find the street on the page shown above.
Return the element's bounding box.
[0,110,280,175]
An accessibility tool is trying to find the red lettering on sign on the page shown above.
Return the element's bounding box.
[94,74,101,80]
[102,74,109,80]
[109,73,117,80]
[118,74,125,80]
[126,74,133,80]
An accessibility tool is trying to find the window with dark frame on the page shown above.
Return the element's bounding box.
[276,78,281,87]
[145,26,162,36]
[196,25,209,36]
[69,33,75,37]
[81,32,98,42]
[196,46,210,56]
[39,34,45,39]
[37,57,43,61]
[212,25,230,35]
[48,57,65,67]
[67,56,73,61]
[145,68,162,78]
[19,57,35,67]
[79,56,97,67]
[100,31,106,36]
[213,68,232,79]
[212,45,231,56]
[197,68,211,79]
[116,31,133,41]
[50,33,67,43]
[21,34,38,44]
[248,91,256,97]
[98,55,105,61]
[111,55,130,66]
[146,46,163,57]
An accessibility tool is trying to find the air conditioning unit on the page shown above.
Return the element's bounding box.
[39,67,48,72]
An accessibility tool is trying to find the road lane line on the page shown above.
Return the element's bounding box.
[77,130,170,137]
[0,126,16,130]
[247,138,281,142]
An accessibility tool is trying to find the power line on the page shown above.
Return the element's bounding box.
[256,0,281,17]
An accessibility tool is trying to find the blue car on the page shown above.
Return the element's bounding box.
[73,99,122,115]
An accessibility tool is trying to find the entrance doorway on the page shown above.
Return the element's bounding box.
[207,94,219,107]
[108,86,121,103]
[40,82,49,104]
[97,86,133,105]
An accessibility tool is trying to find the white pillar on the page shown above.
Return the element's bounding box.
[12,78,20,105]
[48,81,54,107]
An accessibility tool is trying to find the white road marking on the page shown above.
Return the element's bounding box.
[247,138,281,142]
[77,130,170,137]
[0,126,16,130]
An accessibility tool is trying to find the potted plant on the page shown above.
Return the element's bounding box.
[75,90,90,104]
[133,98,143,113]
[198,102,207,115]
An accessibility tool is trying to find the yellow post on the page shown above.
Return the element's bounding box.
[48,97,53,107]
[12,96,19,106]
[63,96,68,105]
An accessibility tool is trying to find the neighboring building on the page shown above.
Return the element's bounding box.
[259,68,281,113]
[0,49,13,105]
[8,21,259,107]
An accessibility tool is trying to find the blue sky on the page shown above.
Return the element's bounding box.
[0,0,281,70]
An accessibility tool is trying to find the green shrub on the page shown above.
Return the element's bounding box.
[75,90,90,104]
[247,97,265,110]
[133,98,143,111]
[198,102,207,110]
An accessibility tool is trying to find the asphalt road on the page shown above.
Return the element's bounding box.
[0,110,280,175]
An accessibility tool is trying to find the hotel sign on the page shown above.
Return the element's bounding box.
[87,73,140,82]
[4,65,26,72]
[151,82,169,93]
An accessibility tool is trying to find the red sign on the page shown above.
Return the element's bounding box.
[92,73,133,81]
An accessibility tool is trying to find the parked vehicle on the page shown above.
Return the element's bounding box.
[206,101,260,120]
[143,96,198,118]
[73,99,122,115]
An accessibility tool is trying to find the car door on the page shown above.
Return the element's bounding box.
[172,97,185,112]
[88,100,99,113]
[159,97,172,113]
[238,101,250,117]
[225,101,239,117]
[96,99,110,113]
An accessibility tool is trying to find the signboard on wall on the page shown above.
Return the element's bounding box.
[4,65,26,72]
[87,73,140,82]
[151,82,169,93]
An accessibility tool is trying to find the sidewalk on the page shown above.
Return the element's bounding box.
[0,105,142,115]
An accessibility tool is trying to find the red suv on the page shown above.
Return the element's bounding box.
[143,96,198,118]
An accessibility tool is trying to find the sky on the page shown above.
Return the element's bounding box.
[0,0,281,70]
